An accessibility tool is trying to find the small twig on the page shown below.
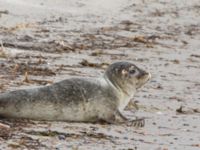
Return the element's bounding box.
[23,71,30,83]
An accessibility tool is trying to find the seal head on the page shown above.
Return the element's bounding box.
[105,61,151,96]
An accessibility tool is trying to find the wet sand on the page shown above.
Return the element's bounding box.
[0,0,200,149]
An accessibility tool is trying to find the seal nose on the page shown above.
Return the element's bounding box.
[138,70,151,80]
[139,70,149,77]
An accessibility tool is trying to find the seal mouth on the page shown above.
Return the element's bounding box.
[136,72,151,89]
[142,72,151,82]
[137,70,151,79]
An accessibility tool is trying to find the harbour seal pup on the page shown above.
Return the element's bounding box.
[0,61,151,126]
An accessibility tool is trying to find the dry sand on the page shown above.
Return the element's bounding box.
[0,0,200,149]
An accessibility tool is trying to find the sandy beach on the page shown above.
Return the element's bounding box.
[0,0,200,149]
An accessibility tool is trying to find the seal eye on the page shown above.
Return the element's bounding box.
[129,69,136,74]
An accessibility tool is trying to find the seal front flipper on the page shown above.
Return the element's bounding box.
[115,110,145,127]
[98,109,145,127]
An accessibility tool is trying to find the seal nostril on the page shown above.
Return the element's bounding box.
[139,70,147,76]
[137,70,151,80]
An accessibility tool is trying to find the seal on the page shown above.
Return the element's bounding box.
[0,61,151,126]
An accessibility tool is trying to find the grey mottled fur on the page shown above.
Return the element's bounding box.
[0,61,151,124]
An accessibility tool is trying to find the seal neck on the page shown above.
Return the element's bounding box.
[104,74,134,97]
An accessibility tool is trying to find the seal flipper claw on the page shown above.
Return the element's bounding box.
[128,117,145,128]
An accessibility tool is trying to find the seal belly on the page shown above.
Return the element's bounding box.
[0,87,60,120]
[59,100,99,122]
[0,86,99,121]
[0,93,62,120]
